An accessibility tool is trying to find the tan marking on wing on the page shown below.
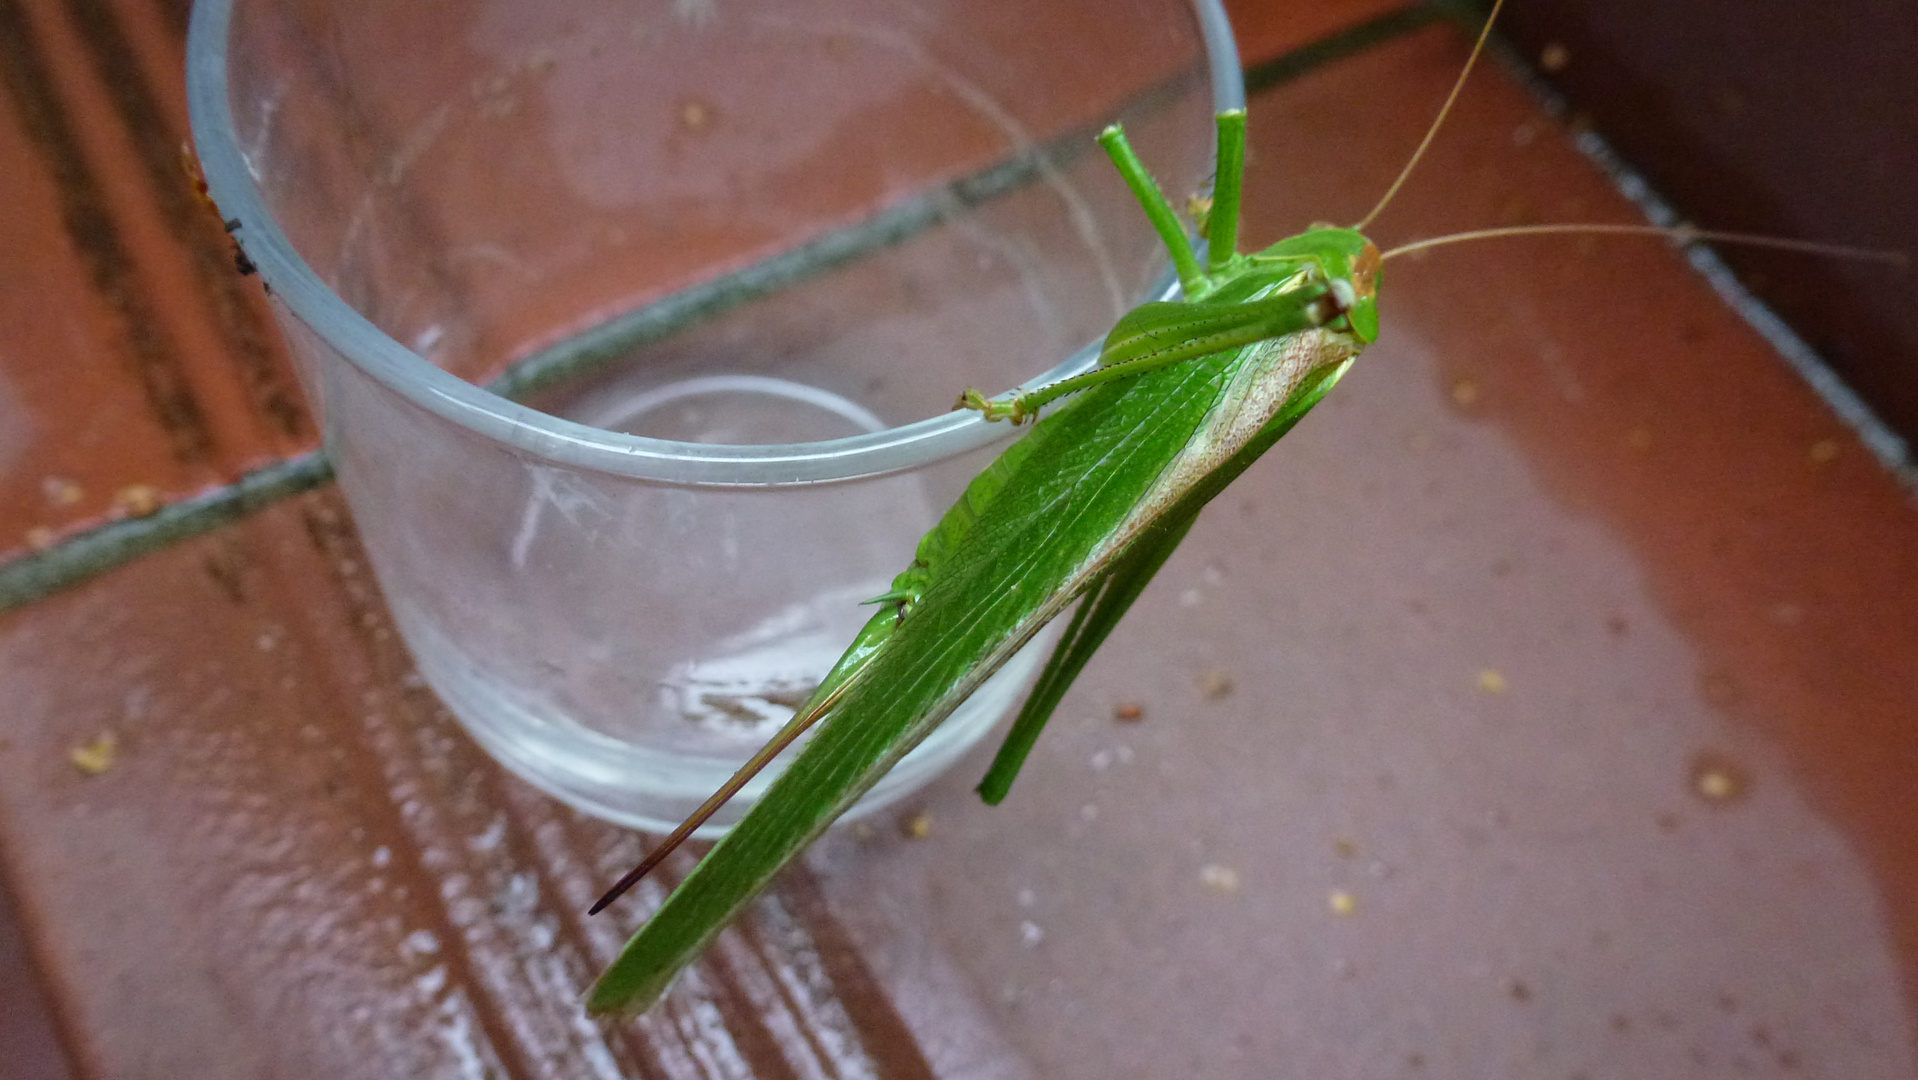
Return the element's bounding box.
[845,330,1358,813]
[1079,329,1356,575]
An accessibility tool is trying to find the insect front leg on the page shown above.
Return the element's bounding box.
[954,385,1038,424]
[958,280,1337,424]
[862,564,928,623]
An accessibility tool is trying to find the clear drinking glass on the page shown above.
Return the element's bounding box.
[187,0,1244,834]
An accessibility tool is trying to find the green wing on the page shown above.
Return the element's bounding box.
[974,502,1200,804]
[973,353,1352,803]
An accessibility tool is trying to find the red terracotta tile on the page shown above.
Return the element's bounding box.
[4,16,1917,1080]
[0,0,310,559]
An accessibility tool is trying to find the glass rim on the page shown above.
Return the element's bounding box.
[184,0,1246,486]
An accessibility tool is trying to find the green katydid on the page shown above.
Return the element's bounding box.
[572,0,1483,1015]
[583,89,1390,1011]
[580,0,1898,1016]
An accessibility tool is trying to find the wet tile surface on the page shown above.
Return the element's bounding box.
[0,489,987,1079]
[4,5,1918,1079]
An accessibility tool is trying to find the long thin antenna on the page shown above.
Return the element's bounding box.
[1381,223,1907,264]
[588,678,858,915]
[1352,0,1507,232]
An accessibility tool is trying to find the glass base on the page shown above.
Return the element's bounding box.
[400,598,1047,837]
[390,373,1043,836]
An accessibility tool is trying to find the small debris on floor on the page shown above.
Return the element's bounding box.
[70,732,119,776]
[112,484,162,518]
[1112,701,1144,722]
[24,526,56,552]
[1019,920,1044,947]
[900,810,932,840]
[1327,889,1357,915]
[1539,41,1571,73]
[1198,864,1240,894]
[1333,837,1358,859]
[1196,667,1234,700]
[1476,669,1508,694]
[41,476,83,508]
[1689,752,1751,805]
[1450,378,1481,407]
[1809,439,1840,465]
[848,820,877,842]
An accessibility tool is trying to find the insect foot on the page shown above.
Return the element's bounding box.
[956,387,1034,424]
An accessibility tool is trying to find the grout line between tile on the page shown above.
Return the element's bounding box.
[0,451,332,611]
[0,6,1447,614]
[1477,22,1918,494]
[1588,133,1918,492]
